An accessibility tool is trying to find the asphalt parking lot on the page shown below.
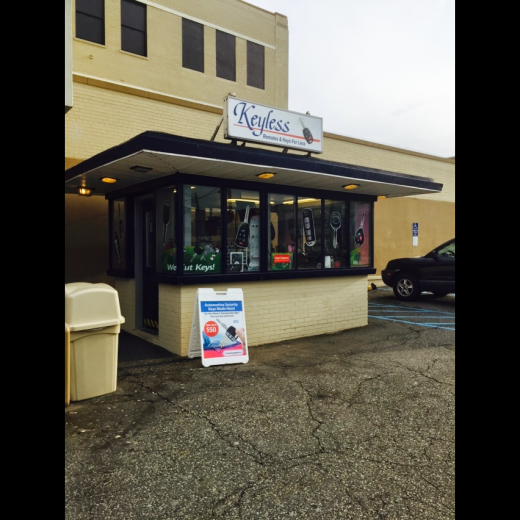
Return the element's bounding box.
[65,287,455,519]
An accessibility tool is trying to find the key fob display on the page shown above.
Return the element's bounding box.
[234,205,251,248]
[299,118,314,144]
[330,211,341,248]
[355,213,365,247]
[235,222,250,248]
[302,208,316,246]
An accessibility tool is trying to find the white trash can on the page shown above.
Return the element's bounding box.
[65,283,125,401]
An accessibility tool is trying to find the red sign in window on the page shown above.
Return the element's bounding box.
[273,254,291,264]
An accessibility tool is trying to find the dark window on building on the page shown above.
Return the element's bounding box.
[216,31,236,82]
[76,0,105,45]
[247,41,265,89]
[182,18,204,72]
[121,0,147,57]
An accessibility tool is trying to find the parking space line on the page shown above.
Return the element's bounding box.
[368,302,455,331]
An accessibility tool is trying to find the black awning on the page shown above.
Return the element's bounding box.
[65,131,443,198]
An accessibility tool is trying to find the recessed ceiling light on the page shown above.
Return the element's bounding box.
[377,195,387,200]
[343,184,359,190]
[256,172,276,179]
[130,165,152,173]
[100,177,118,184]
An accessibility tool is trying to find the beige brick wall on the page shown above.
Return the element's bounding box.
[135,277,368,357]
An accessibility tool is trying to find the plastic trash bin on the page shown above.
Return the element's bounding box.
[65,282,125,401]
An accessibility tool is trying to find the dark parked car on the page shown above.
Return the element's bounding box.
[381,238,455,301]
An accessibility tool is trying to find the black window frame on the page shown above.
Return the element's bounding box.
[182,18,204,73]
[106,173,376,284]
[121,0,147,57]
[75,0,105,45]
[216,30,236,82]
[247,41,265,89]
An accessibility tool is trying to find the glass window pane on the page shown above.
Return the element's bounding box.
[350,202,371,266]
[297,197,321,269]
[247,41,264,89]
[122,27,146,56]
[324,200,346,268]
[76,0,104,18]
[226,189,260,272]
[216,30,236,81]
[183,18,204,72]
[121,0,146,56]
[76,15,104,44]
[183,185,222,274]
[121,0,146,30]
[76,0,105,45]
[156,186,176,273]
[268,193,296,271]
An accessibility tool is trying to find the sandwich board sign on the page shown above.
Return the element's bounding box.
[188,288,249,367]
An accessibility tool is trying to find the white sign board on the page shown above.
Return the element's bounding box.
[223,96,323,153]
[188,288,249,367]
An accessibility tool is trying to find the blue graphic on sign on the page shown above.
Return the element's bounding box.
[201,301,243,313]
[412,223,419,236]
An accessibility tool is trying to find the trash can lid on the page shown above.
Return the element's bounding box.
[65,282,125,331]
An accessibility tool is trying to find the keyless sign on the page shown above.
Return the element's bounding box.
[223,96,323,153]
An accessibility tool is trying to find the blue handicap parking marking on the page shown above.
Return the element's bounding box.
[368,302,455,331]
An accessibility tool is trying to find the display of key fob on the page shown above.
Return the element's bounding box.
[302,208,316,246]
[330,212,341,229]
[355,213,365,247]
[235,222,249,247]
[330,211,341,248]
[234,205,251,248]
[299,118,314,144]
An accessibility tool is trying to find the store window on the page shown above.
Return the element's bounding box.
[156,186,176,273]
[297,197,321,269]
[226,189,260,272]
[111,199,126,269]
[76,0,105,45]
[324,200,347,268]
[216,30,236,82]
[247,41,264,89]
[183,18,204,72]
[350,202,371,266]
[268,194,296,271]
[183,185,221,274]
[121,0,147,56]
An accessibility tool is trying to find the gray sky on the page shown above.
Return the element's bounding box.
[244,0,455,158]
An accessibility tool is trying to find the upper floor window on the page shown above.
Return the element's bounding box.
[121,0,147,57]
[247,41,265,89]
[216,30,236,82]
[183,18,204,72]
[76,0,105,45]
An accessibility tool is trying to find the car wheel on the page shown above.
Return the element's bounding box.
[393,274,421,301]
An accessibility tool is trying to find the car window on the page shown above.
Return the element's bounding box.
[438,241,455,257]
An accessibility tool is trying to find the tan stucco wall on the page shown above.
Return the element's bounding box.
[373,197,455,276]
[72,0,288,110]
